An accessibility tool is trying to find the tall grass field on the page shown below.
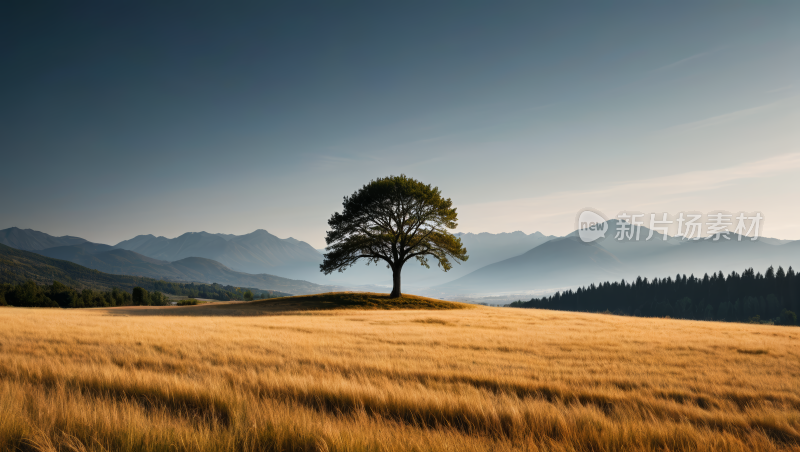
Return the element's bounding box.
[1,295,799,451]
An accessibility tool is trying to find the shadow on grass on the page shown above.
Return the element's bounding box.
[103,292,473,317]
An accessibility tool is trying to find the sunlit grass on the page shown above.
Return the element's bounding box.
[1,297,799,451]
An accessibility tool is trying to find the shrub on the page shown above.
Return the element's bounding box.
[779,309,797,326]
[177,299,201,306]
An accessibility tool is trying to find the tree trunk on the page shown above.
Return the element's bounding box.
[390,267,401,298]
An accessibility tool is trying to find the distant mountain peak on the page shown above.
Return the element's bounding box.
[244,229,272,236]
[113,227,323,277]
[455,231,551,238]
[0,227,89,251]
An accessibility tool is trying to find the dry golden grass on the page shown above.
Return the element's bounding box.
[1,295,799,451]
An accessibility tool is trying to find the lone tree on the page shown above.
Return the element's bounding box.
[321,175,468,298]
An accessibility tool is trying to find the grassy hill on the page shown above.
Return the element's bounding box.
[110,292,472,315]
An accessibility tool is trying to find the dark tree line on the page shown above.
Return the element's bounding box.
[0,281,144,308]
[131,286,169,306]
[147,281,280,301]
[0,280,282,308]
[508,266,799,325]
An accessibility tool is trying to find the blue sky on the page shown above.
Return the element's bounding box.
[1,1,798,247]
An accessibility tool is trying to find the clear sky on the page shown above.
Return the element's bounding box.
[2,1,798,248]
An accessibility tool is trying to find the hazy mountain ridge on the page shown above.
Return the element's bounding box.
[3,227,561,290]
[37,244,190,281]
[35,243,341,295]
[0,228,341,295]
[434,236,624,295]
[168,257,341,295]
[438,220,800,297]
[5,225,798,299]
[319,230,557,288]
[0,227,89,251]
[0,243,169,291]
[115,229,323,279]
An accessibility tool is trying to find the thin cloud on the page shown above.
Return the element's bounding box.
[652,52,709,73]
[583,152,800,197]
[472,153,800,208]
[765,84,793,94]
[662,101,781,134]
[458,153,800,234]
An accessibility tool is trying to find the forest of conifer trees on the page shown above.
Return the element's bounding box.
[0,280,284,308]
[509,265,798,325]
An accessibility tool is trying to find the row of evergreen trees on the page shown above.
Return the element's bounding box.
[508,266,798,325]
[147,280,279,301]
[0,280,281,308]
[0,281,167,308]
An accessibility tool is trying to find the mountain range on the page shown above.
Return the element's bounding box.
[0,227,560,290]
[0,228,340,295]
[319,231,556,288]
[3,224,798,300]
[433,220,800,297]
[114,229,323,280]
[35,242,340,295]
[0,243,294,300]
[0,242,177,292]
[0,227,89,251]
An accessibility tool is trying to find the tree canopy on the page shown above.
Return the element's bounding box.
[321,175,468,297]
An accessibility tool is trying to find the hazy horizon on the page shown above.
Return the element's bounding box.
[2,2,798,248]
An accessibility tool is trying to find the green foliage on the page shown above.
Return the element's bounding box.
[150,291,168,306]
[131,287,169,306]
[0,280,130,308]
[0,280,175,309]
[243,289,253,301]
[147,282,285,301]
[0,280,58,307]
[177,299,202,306]
[780,309,797,326]
[321,175,468,297]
